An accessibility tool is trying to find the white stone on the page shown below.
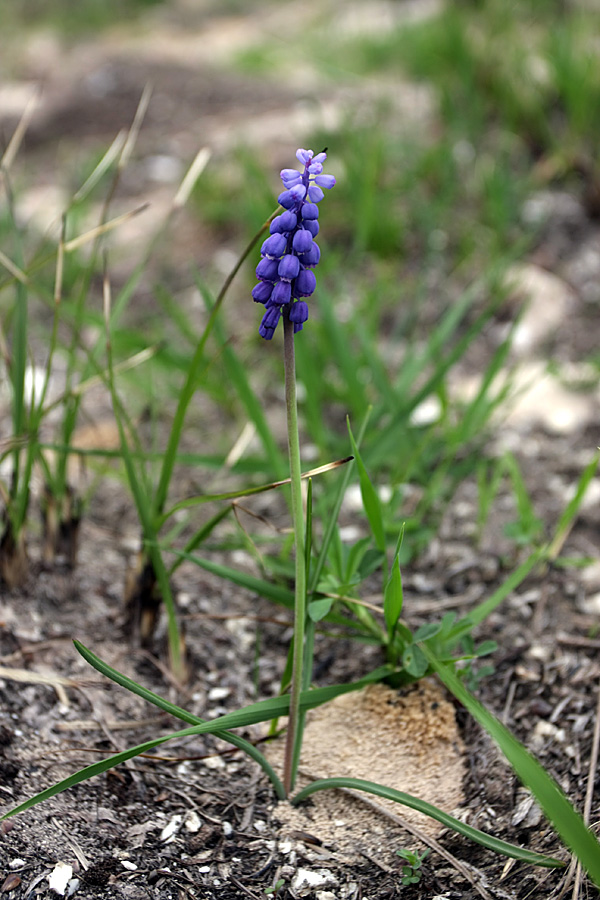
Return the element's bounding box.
[507,263,574,356]
[160,814,183,842]
[338,525,362,542]
[503,362,593,433]
[184,811,202,833]
[208,686,231,701]
[291,868,336,894]
[202,753,226,770]
[577,591,600,616]
[47,862,73,896]
[410,394,442,426]
[581,561,600,589]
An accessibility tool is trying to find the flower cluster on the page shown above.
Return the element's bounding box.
[252,148,335,340]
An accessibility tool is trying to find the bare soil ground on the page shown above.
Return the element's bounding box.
[2,5,600,899]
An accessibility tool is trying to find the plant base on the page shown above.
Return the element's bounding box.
[124,552,162,648]
[0,523,28,589]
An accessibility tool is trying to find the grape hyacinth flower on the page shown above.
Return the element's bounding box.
[253,148,335,340]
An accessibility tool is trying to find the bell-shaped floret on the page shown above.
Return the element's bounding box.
[256,257,279,281]
[302,242,321,268]
[294,268,316,297]
[271,280,292,305]
[278,254,300,282]
[315,174,336,189]
[252,281,274,304]
[301,203,319,221]
[292,229,313,253]
[270,211,297,234]
[261,233,287,258]
[259,305,281,340]
[289,300,309,325]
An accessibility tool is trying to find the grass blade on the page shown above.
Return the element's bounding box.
[347,417,386,557]
[74,640,285,798]
[421,646,600,886]
[291,777,563,868]
[1,655,392,819]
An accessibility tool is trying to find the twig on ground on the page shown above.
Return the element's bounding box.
[50,817,90,871]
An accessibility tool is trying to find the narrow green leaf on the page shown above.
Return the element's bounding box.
[421,646,600,886]
[383,557,403,636]
[291,777,563,868]
[547,450,600,560]
[170,548,361,630]
[347,418,386,554]
[2,654,393,821]
[74,641,285,798]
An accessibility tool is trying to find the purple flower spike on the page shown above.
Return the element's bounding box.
[252,148,335,339]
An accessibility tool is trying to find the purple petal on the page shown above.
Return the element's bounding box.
[278,254,300,282]
[302,242,321,268]
[296,149,312,164]
[280,168,302,185]
[278,190,297,210]
[252,281,274,304]
[271,280,292,304]
[290,183,307,201]
[259,305,281,340]
[289,300,309,324]
[301,203,319,220]
[256,257,279,281]
[315,174,336,189]
[305,220,319,237]
[308,185,325,203]
[294,269,316,297]
[292,230,313,253]
[261,233,287,258]
[270,211,297,234]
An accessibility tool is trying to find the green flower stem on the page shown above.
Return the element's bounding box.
[282,313,306,795]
